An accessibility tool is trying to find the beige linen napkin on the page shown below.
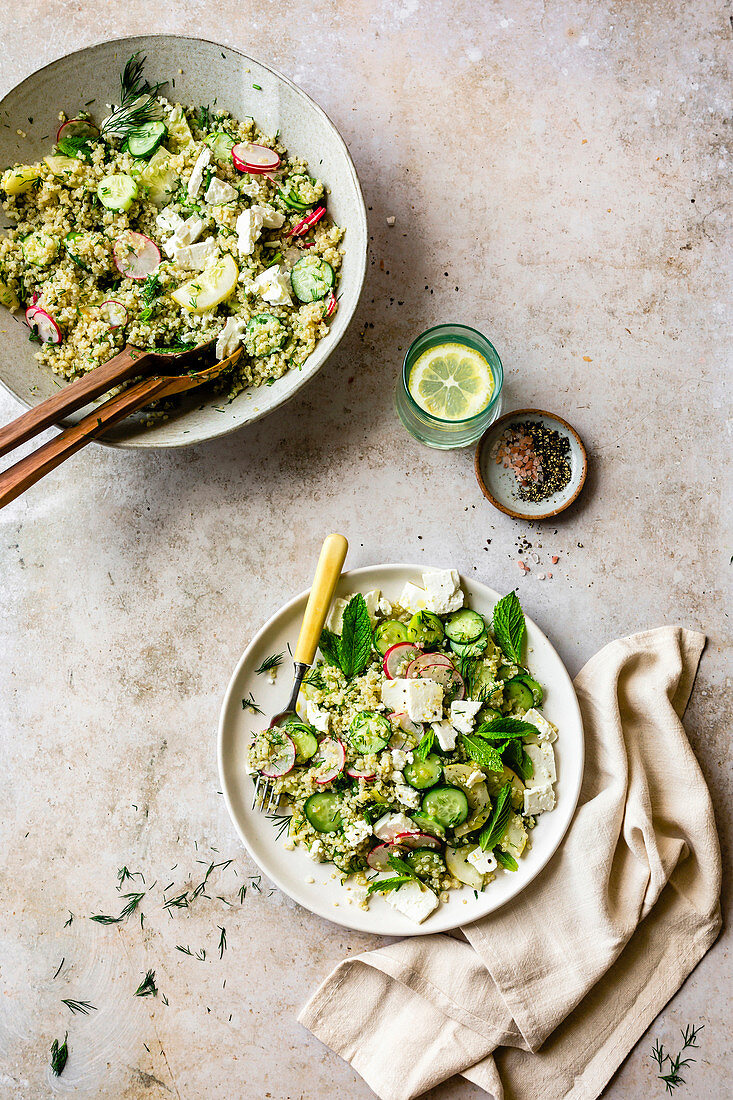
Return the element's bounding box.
[299,627,722,1100]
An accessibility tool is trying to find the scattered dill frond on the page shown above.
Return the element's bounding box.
[241,692,264,715]
[63,912,74,928]
[255,652,284,675]
[163,892,189,911]
[52,958,65,980]
[90,891,145,924]
[50,1033,68,1076]
[62,998,96,1015]
[238,884,247,903]
[266,812,292,840]
[217,926,227,959]
[651,1023,704,1093]
[176,944,206,960]
[101,53,165,139]
[134,969,158,997]
[117,866,144,889]
[305,667,328,690]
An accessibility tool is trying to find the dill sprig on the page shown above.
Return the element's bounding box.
[241,692,264,715]
[304,666,328,691]
[62,998,96,1015]
[255,652,284,675]
[217,926,227,959]
[117,866,144,889]
[651,1024,704,1093]
[176,944,206,960]
[50,1033,68,1076]
[163,892,189,911]
[266,812,292,840]
[100,53,165,139]
[52,958,65,980]
[90,891,145,924]
[134,969,158,997]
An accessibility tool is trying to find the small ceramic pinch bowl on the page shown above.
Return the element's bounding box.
[475,408,588,520]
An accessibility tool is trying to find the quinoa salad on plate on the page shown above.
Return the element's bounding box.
[247,571,560,924]
[0,54,344,402]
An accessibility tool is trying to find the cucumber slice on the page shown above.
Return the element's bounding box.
[126,121,168,158]
[244,313,287,356]
[290,255,334,302]
[515,673,543,705]
[410,812,446,839]
[503,678,534,712]
[444,609,485,644]
[449,630,488,658]
[497,665,517,681]
[206,131,237,161]
[445,845,484,889]
[469,663,499,700]
[304,791,342,833]
[277,176,318,211]
[373,619,408,656]
[22,231,57,266]
[405,848,446,878]
[403,754,443,790]
[97,173,138,211]
[285,721,318,761]
[477,706,502,724]
[421,786,469,829]
[348,711,391,755]
[406,611,444,648]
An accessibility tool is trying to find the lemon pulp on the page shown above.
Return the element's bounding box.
[408,342,494,421]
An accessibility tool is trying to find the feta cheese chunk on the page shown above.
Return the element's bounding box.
[173,237,218,271]
[256,204,285,229]
[390,748,408,770]
[236,207,264,256]
[465,769,485,788]
[156,206,184,233]
[204,176,238,205]
[373,812,415,842]
[399,581,427,613]
[343,818,372,846]
[363,590,381,622]
[524,741,556,786]
[405,679,443,723]
[449,699,482,735]
[251,264,293,306]
[467,846,497,874]
[326,596,348,634]
[523,782,556,815]
[395,783,421,808]
[383,879,439,923]
[378,596,393,616]
[431,719,456,751]
[306,700,330,733]
[422,569,464,614]
[162,214,204,258]
[215,316,247,360]
[187,146,211,198]
[381,678,411,714]
[524,708,558,743]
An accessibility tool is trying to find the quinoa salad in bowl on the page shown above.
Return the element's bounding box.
[246,571,560,925]
[0,53,344,404]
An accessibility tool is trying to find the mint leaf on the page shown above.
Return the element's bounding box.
[461,733,503,771]
[414,727,435,761]
[501,738,534,781]
[492,592,525,665]
[475,717,537,741]
[338,594,373,679]
[318,627,341,667]
[479,781,513,850]
[366,875,412,895]
[494,847,518,871]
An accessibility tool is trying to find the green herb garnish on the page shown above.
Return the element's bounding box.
[651,1024,704,1093]
[255,652,284,675]
[50,1033,69,1076]
[217,926,227,958]
[493,848,518,872]
[491,592,525,665]
[101,53,165,140]
[475,717,537,741]
[134,969,157,997]
[414,727,435,761]
[241,692,264,715]
[479,781,513,851]
[90,891,145,924]
[318,594,372,680]
[176,945,206,960]
[366,853,423,895]
[461,733,503,772]
[62,998,96,1014]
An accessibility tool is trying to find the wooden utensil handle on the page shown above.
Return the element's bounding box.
[294,534,349,665]
[0,374,171,510]
[0,346,151,459]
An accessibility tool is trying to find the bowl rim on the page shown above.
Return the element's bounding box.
[0,33,368,450]
[474,407,588,520]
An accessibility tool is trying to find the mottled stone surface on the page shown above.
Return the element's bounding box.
[0,3,730,1098]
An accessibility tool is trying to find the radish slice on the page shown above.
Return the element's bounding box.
[99,300,128,328]
[113,231,161,280]
[260,732,296,778]
[346,765,376,780]
[231,142,281,173]
[406,653,454,676]
[289,205,327,238]
[394,831,442,852]
[366,843,405,871]
[25,305,39,325]
[311,737,346,785]
[26,307,62,344]
[56,118,99,143]
[389,712,424,738]
[324,292,338,318]
[413,663,465,699]
[383,642,421,680]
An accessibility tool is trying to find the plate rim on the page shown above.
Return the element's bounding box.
[217,562,585,936]
[0,33,368,450]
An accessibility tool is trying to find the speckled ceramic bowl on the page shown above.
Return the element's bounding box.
[0,35,367,448]
[475,408,588,520]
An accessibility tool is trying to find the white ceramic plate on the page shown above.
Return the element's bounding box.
[218,564,584,936]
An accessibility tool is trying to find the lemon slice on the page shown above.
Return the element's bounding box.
[171,253,239,313]
[408,343,494,420]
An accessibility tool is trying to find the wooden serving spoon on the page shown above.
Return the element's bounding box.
[0,342,240,509]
